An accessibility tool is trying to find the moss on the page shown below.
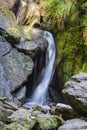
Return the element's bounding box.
[35,114,63,130]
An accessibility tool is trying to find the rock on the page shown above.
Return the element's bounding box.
[0,5,20,43]
[34,114,63,130]
[51,103,79,120]
[0,38,11,57]
[71,73,87,82]
[0,36,7,42]
[3,122,27,130]
[0,121,5,130]
[62,73,87,116]
[9,108,36,129]
[58,119,87,130]
[15,86,26,101]
[0,48,34,105]
[0,0,21,14]
[49,87,63,103]
[33,105,50,113]
[25,0,40,4]
[15,29,47,56]
[2,48,34,92]
[0,107,13,123]
[17,2,40,27]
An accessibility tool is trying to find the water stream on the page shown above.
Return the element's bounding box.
[16,1,26,23]
[24,31,56,107]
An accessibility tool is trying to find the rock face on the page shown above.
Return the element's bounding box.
[0,38,34,105]
[62,73,87,116]
[58,119,87,130]
[0,0,21,14]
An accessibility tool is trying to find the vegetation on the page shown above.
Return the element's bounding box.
[45,0,71,29]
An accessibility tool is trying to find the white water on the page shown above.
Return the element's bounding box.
[23,31,56,107]
[16,1,27,23]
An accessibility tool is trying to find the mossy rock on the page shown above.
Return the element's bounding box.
[2,123,27,130]
[34,114,63,130]
[0,5,20,43]
[8,108,36,129]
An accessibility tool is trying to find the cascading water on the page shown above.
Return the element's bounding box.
[16,1,26,23]
[24,31,56,107]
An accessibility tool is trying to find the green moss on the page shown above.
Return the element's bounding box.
[35,114,63,130]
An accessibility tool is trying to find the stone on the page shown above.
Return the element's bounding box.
[34,114,63,130]
[9,108,36,129]
[0,107,13,123]
[17,2,40,27]
[62,73,87,116]
[58,119,87,130]
[0,0,21,14]
[0,5,20,43]
[51,103,79,120]
[33,105,50,114]
[0,48,34,104]
[15,86,26,101]
[0,121,5,130]
[15,29,47,56]
[2,49,34,92]
[3,122,27,130]
[0,41,11,58]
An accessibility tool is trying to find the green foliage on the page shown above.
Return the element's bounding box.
[81,2,87,9]
[46,0,70,21]
[82,15,87,27]
[80,2,87,27]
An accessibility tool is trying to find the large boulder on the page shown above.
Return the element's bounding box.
[51,103,79,120]
[0,0,21,14]
[58,119,87,130]
[8,108,36,129]
[0,36,34,105]
[34,113,63,130]
[62,73,87,116]
[15,29,47,56]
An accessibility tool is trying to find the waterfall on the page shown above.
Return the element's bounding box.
[23,31,56,107]
[16,1,26,23]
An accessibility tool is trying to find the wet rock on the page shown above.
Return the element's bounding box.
[17,2,40,27]
[34,113,63,130]
[9,108,36,129]
[0,0,21,14]
[58,119,87,130]
[51,103,79,120]
[62,73,87,117]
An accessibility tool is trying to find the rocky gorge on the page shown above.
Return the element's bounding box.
[0,0,87,130]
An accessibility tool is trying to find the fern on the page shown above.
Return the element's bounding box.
[46,0,70,22]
